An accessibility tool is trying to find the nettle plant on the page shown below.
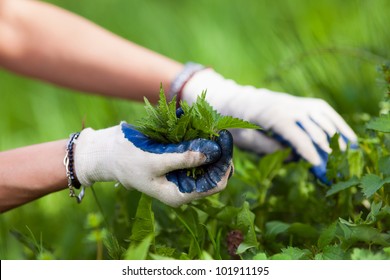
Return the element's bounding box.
[107,68,390,260]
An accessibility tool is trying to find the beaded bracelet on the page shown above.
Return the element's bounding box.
[64,132,85,203]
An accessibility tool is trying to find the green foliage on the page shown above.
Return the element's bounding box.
[2,0,390,261]
[129,194,155,245]
[367,114,390,133]
[134,88,259,143]
[124,235,153,260]
[9,226,55,260]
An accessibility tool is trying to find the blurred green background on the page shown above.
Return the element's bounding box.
[0,0,389,259]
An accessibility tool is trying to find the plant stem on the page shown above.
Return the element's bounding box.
[91,186,109,229]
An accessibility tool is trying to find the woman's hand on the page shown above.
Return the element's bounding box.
[74,122,233,207]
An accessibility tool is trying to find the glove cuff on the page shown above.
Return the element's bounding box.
[74,125,120,186]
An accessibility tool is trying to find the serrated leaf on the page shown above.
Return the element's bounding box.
[379,156,390,176]
[167,113,191,142]
[124,235,153,260]
[280,247,311,260]
[315,245,346,260]
[366,201,383,224]
[338,219,352,240]
[216,115,260,131]
[318,222,337,249]
[270,248,311,260]
[143,97,164,126]
[103,233,126,260]
[366,114,390,132]
[338,222,390,247]
[130,194,155,245]
[351,248,389,260]
[154,245,176,258]
[183,128,201,142]
[326,176,360,196]
[236,201,258,252]
[359,174,390,198]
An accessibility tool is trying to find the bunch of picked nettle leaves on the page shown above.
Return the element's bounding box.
[134,87,259,144]
[134,88,259,178]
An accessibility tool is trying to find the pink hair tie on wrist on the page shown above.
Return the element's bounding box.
[169,62,206,108]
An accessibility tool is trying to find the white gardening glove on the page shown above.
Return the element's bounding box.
[173,64,357,184]
[73,122,233,207]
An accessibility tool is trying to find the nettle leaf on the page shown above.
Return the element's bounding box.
[359,174,390,198]
[326,134,349,180]
[216,115,259,131]
[366,114,390,133]
[326,176,360,197]
[281,247,311,260]
[167,113,191,143]
[130,194,155,245]
[351,248,389,260]
[104,233,126,260]
[124,235,153,260]
[366,201,383,224]
[338,221,390,248]
[379,156,390,176]
[236,201,259,252]
[270,247,311,260]
[317,222,338,249]
[315,245,346,260]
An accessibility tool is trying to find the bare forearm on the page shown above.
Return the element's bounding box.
[0,0,183,102]
[0,139,68,213]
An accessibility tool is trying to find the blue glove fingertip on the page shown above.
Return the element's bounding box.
[188,139,221,164]
[215,129,234,161]
[311,140,331,185]
[340,132,359,150]
[193,130,234,193]
[166,171,196,193]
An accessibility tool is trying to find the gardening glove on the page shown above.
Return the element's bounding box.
[171,63,357,184]
[73,122,233,207]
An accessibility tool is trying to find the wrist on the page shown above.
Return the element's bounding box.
[169,62,206,106]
